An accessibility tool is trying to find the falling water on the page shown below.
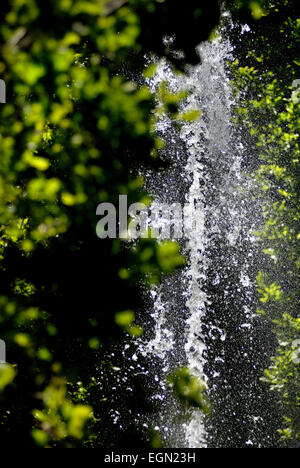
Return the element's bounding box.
[140,33,235,447]
[180,36,235,448]
[138,22,281,449]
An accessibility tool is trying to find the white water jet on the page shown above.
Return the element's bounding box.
[139,26,266,447]
[145,286,176,365]
[181,37,234,448]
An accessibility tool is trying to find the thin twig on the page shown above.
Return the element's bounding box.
[104,0,128,16]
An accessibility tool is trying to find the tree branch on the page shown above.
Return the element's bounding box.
[104,0,128,16]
